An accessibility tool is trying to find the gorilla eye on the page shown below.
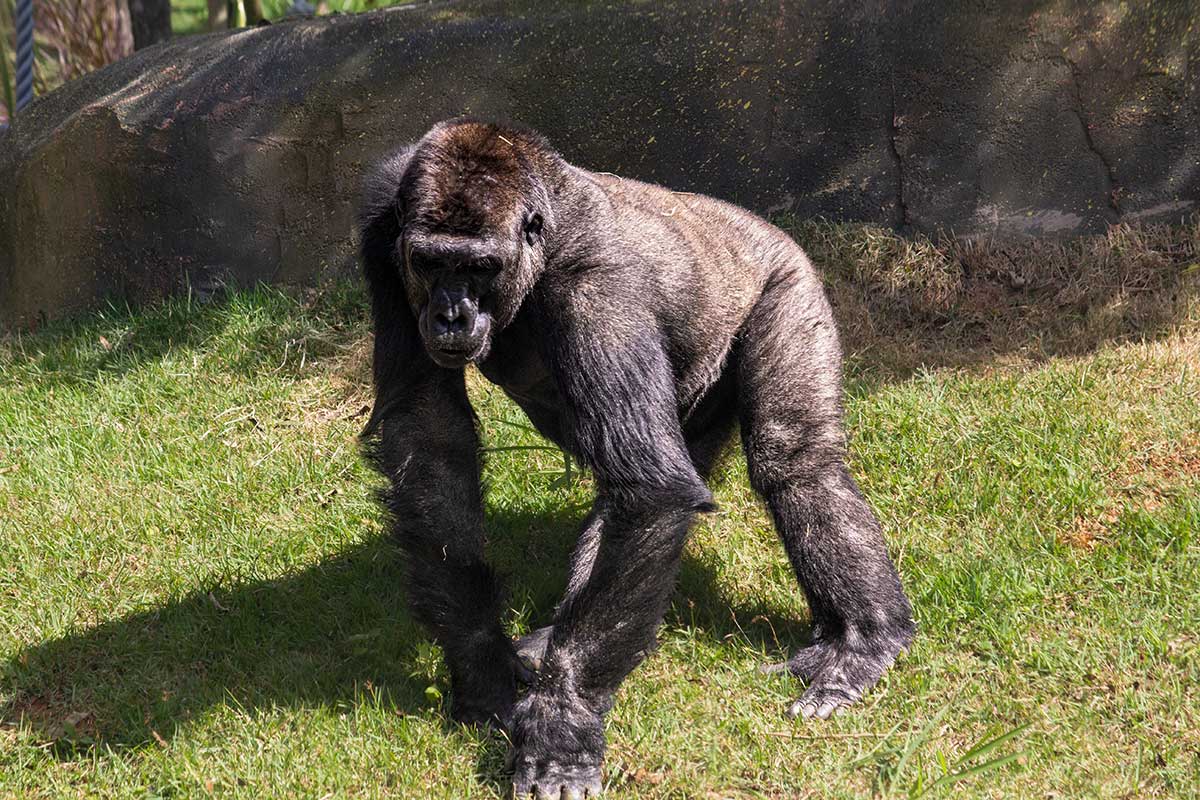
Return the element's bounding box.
[523,213,544,245]
[471,258,502,276]
[407,252,435,277]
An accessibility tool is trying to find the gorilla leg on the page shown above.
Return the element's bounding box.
[516,397,735,675]
[737,266,914,720]
[515,503,605,673]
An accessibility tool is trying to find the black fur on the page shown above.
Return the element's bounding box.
[359,119,915,797]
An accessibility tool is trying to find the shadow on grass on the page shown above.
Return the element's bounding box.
[0,503,810,765]
[2,536,424,748]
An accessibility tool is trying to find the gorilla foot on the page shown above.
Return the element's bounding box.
[764,630,909,720]
[509,682,606,799]
[515,625,554,676]
[512,762,603,799]
[760,639,836,683]
[788,682,863,720]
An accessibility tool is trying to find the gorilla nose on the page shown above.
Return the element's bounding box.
[432,301,477,338]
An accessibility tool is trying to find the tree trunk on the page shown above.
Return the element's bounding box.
[246,0,265,25]
[129,0,172,49]
[207,0,228,31]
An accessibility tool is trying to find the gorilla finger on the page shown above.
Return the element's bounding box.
[514,658,537,685]
[786,699,812,719]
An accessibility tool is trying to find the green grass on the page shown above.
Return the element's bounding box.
[170,0,416,36]
[171,0,210,35]
[1,276,1198,798]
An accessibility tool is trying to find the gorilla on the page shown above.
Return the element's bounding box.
[358,119,914,798]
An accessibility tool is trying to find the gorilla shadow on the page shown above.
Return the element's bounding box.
[1,536,431,753]
[0,502,809,753]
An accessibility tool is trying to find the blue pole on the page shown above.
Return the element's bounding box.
[14,0,33,112]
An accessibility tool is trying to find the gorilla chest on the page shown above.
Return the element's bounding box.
[477,323,560,408]
[477,334,569,448]
[478,349,555,400]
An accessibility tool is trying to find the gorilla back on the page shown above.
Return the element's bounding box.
[359,119,915,798]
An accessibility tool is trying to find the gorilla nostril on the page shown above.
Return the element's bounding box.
[458,303,478,328]
[433,305,470,337]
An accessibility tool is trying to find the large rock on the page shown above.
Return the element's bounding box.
[1,0,1197,327]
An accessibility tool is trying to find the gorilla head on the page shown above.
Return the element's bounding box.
[394,121,551,367]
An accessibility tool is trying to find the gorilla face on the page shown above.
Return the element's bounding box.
[405,236,498,367]
[390,122,551,368]
[403,213,544,368]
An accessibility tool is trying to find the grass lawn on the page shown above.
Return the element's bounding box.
[1,222,1198,798]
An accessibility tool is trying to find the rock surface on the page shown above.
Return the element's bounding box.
[1,0,1197,327]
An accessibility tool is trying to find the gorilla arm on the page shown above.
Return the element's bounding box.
[508,275,713,796]
[360,180,526,726]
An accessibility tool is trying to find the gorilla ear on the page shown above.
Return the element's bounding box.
[523,213,544,245]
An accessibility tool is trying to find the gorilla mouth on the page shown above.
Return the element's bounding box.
[428,340,488,367]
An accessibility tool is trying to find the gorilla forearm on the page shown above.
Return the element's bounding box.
[510,495,700,797]
[366,357,522,724]
[546,499,697,693]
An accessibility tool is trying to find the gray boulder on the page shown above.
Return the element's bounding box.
[1,0,1196,327]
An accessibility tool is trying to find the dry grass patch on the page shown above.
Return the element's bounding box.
[782,214,1200,376]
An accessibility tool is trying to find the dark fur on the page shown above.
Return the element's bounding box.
[358,119,915,797]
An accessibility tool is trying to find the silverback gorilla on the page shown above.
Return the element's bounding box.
[358,119,914,798]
